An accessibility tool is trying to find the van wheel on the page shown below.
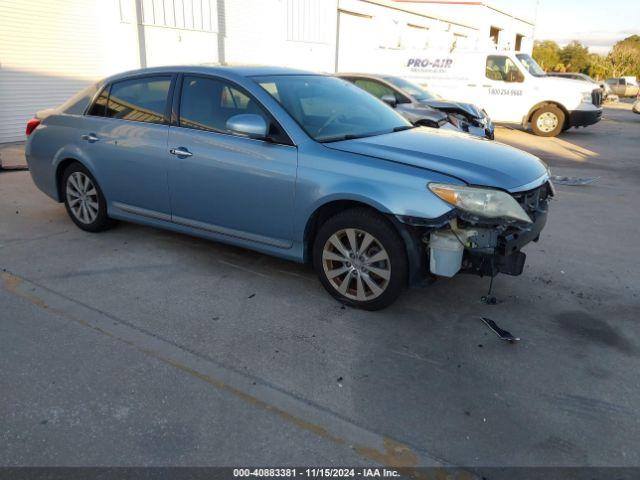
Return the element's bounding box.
[531,105,565,137]
[62,163,114,232]
[313,208,407,311]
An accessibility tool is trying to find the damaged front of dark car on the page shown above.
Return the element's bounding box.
[338,73,495,139]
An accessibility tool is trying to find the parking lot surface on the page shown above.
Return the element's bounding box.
[1,103,639,467]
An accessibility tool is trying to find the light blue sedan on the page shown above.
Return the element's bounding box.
[25,66,553,310]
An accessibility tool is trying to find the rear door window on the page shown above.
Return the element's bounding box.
[106,76,171,124]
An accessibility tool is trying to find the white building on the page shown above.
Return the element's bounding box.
[0,0,535,143]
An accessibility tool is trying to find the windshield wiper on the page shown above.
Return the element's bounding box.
[318,126,414,143]
[317,133,362,143]
[393,125,415,132]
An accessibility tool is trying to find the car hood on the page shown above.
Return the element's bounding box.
[421,99,484,119]
[541,76,595,93]
[324,127,548,191]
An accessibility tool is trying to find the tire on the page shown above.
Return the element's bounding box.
[312,208,408,311]
[62,162,114,232]
[531,105,565,137]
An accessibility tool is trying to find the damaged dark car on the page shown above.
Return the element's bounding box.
[338,73,495,139]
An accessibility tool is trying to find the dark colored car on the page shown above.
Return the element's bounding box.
[338,73,495,139]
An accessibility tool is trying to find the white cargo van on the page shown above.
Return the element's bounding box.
[379,51,603,137]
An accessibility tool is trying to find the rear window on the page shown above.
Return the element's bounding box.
[105,76,171,124]
[61,83,99,115]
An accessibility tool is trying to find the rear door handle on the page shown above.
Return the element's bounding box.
[169,147,193,158]
[81,133,99,143]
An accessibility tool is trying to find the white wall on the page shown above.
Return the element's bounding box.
[0,0,536,143]
[407,2,535,53]
[223,0,337,72]
[135,0,221,66]
[335,0,479,72]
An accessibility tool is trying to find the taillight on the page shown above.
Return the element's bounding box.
[26,118,40,137]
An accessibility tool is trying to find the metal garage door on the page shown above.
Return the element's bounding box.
[0,0,116,143]
[336,10,376,73]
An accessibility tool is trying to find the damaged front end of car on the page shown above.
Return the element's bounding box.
[400,178,554,282]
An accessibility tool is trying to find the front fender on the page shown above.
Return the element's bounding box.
[293,145,458,240]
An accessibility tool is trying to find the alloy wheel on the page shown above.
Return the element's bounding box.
[322,228,391,301]
[66,171,99,224]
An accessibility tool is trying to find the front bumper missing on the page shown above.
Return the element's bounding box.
[426,182,551,279]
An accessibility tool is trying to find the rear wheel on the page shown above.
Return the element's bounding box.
[313,208,407,310]
[531,105,565,137]
[62,163,114,232]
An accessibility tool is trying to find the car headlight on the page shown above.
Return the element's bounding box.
[428,183,532,223]
[581,91,592,103]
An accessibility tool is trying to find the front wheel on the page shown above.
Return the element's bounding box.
[313,208,408,311]
[531,105,565,137]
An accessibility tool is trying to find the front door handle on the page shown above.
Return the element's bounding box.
[81,133,99,143]
[169,147,193,158]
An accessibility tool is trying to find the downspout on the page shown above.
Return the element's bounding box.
[217,0,226,65]
[134,0,147,68]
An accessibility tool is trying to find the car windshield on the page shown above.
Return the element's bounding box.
[254,75,411,142]
[516,54,545,77]
[383,76,440,101]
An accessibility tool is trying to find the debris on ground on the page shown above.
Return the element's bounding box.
[551,175,599,186]
[481,295,498,305]
[481,317,520,343]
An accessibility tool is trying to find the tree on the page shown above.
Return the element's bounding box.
[608,35,640,77]
[532,40,561,71]
[560,41,590,73]
[587,53,611,80]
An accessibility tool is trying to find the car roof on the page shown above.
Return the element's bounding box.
[337,73,393,80]
[102,64,319,84]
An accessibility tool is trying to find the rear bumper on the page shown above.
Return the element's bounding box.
[567,108,602,128]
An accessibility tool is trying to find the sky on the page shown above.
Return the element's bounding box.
[489,0,639,54]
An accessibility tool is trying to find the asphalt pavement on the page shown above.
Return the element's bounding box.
[1,102,639,468]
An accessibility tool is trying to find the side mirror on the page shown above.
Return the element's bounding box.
[381,94,397,108]
[226,114,268,139]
